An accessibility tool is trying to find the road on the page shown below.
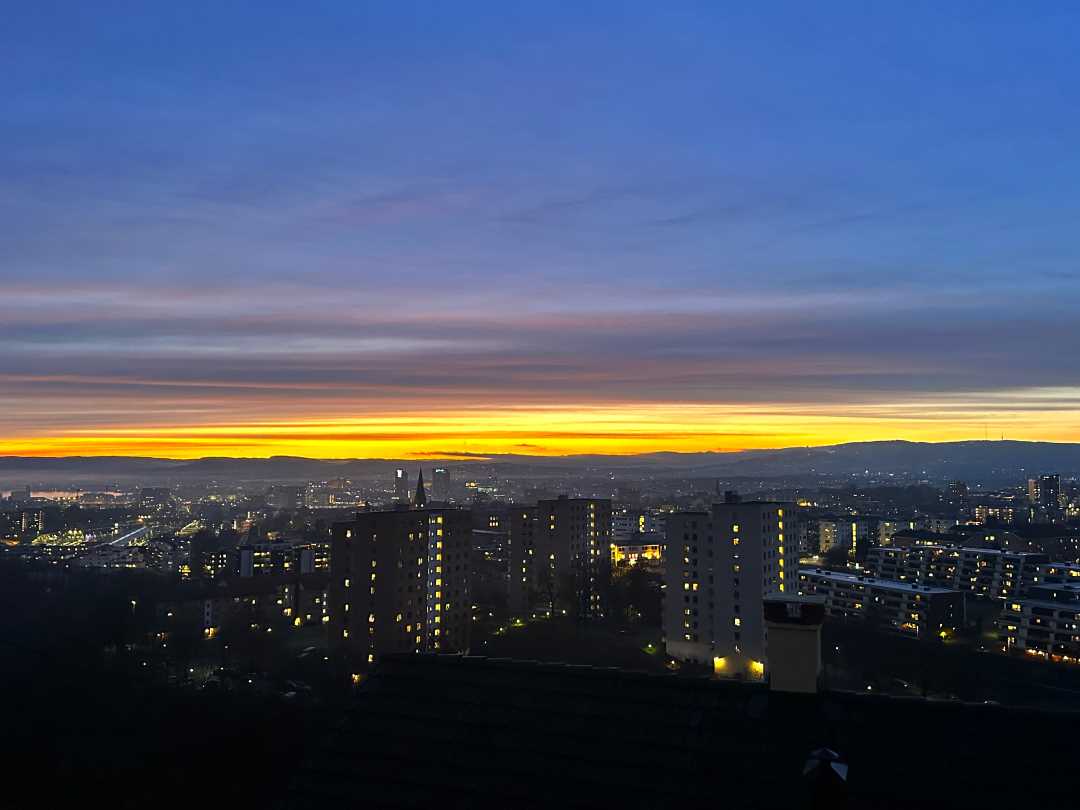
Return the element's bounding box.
[108,525,150,547]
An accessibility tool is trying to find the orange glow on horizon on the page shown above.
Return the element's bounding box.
[3,398,1080,459]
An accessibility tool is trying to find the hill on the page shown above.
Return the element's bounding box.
[1,440,1079,486]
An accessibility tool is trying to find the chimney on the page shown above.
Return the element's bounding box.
[763,596,825,693]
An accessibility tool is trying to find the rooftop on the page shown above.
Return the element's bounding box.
[288,654,1080,810]
[880,543,1045,559]
[801,567,957,594]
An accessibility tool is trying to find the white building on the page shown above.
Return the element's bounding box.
[865,544,1045,600]
[798,567,964,638]
[817,516,871,558]
[877,519,916,546]
[1000,582,1080,662]
[663,500,792,679]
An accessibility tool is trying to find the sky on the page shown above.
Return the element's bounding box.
[3,2,1080,458]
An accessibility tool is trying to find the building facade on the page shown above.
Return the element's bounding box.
[610,532,663,570]
[1000,582,1080,662]
[798,568,964,638]
[1030,562,1080,587]
[394,468,410,504]
[663,501,792,678]
[1028,474,1063,522]
[431,467,450,502]
[507,497,612,619]
[329,508,472,668]
[865,544,1046,600]
[611,508,665,543]
[817,516,871,559]
[974,503,1019,525]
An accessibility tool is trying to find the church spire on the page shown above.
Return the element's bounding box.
[413,468,427,507]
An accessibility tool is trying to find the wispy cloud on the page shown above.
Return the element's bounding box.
[4,2,1080,455]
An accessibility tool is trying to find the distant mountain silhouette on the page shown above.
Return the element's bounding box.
[2,440,1079,486]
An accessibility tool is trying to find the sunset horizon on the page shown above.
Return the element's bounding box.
[7,6,1080,463]
[4,396,1079,460]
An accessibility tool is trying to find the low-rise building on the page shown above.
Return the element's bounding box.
[999,582,1080,663]
[610,531,663,569]
[877,519,917,546]
[154,573,331,644]
[866,544,960,585]
[865,544,1045,600]
[1030,562,1080,587]
[974,503,1019,525]
[797,567,964,638]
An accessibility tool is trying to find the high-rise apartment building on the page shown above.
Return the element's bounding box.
[817,516,871,559]
[1041,474,1060,510]
[432,467,450,502]
[507,496,612,619]
[508,506,539,614]
[1029,474,1063,521]
[663,501,793,679]
[394,468,410,503]
[329,507,471,669]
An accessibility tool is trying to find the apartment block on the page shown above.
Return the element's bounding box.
[663,501,792,679]
[865,545,1045,600]
[798,567,964,638]
[507,497,612,619]
[1000,582,1080,662]
[329,508,472,668]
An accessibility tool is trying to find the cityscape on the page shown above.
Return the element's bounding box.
[6,2,1080,808]
[5,451,1080,804]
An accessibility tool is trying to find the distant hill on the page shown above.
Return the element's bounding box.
[2,440,1079,486]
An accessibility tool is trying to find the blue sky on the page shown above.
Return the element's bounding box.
[3,2,1080,456]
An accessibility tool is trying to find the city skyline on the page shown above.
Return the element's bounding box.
[6,3,1080,458]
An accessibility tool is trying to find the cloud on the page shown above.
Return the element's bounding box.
[4,2,1080,456]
